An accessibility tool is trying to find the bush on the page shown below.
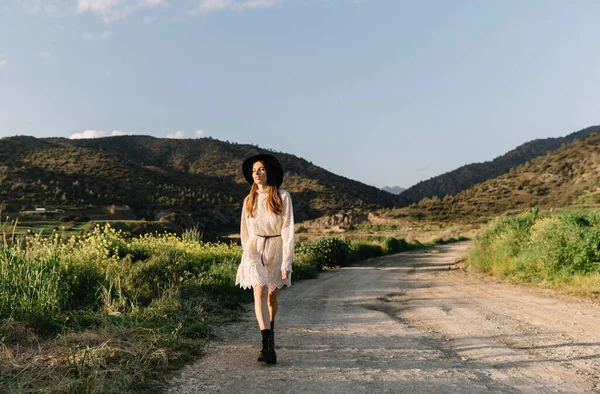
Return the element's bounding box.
[350,241,383,260]
[291,253,320,279]
[381,237,409,254]
[296,237,352,269]
[525,212,600,277]
[467,209,540,275]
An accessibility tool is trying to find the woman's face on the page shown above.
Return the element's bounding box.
[252,161,268,186]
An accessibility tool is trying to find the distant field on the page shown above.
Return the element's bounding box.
[1,220,87,238]
[1,219,180,240]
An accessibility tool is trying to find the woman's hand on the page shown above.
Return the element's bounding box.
[281,269,290,279]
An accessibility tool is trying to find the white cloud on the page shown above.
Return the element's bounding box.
[70,130,107,139]
[69,129,133,139]
[188,0,232,15]
[40,52,51,59]
[232,0,279,11]
[166,129,207,139]
[167,130,185,139]
[77,0,167,23]
[82,30,113,40]
[104,71,112,76]
[20,0,289,22]
[0,58,7,69]
[140,0,164,6]
[21,0,71,17]
[20,0,285,21]
[188,0,280,15]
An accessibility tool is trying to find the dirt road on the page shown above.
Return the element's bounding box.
[167,242,600,393]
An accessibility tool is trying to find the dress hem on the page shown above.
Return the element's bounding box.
[236,282,291,291]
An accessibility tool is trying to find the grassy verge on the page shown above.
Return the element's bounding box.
[465,208,600,297]
[0,224,246,393]
[0,223,465,393]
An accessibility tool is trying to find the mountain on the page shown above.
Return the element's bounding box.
[391,130,600,222]
[400,125,600,204]
[382,186,406,195]
[0,135,407,232]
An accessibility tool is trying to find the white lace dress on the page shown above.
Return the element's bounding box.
[235,189,295,290]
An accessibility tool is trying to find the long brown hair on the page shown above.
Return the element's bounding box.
[245,182,283,218]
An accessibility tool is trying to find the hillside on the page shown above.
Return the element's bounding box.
[0,135,406,232]
[385,131,600,222]
[400,125,600,204]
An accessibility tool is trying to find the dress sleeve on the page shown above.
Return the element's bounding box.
[240,197,249,250]
[280,191,295,272]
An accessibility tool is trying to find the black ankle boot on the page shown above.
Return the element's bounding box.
[257,329,270,362]
[257,329,277,364]
[265,329,277,364]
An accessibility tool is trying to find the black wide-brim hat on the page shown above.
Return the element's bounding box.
[242,154,284,188]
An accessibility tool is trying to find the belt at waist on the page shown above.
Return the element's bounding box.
[256,234,281,266]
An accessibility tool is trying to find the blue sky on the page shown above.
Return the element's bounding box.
[1,1,599,189]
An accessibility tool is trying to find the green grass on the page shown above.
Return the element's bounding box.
[466,208,600,295]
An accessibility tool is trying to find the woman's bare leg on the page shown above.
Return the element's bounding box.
[253,284,270,330]
[268,288,279,324]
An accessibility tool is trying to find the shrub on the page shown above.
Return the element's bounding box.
[291,253,320,279]
[381,237,409,254]
[296,237,352,269]
[525,212,600,277]
[349,241,383,261]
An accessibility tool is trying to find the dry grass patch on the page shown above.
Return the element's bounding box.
[0,316,205,393]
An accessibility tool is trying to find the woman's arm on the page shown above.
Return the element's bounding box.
[240,197,249,250]
[280,191,295,274]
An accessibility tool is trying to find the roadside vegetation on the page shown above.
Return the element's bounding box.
[0,221,465,393]
[0,223,244,393]
[466,208,600,297]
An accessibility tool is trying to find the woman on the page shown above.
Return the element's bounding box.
[235,153,294,364]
